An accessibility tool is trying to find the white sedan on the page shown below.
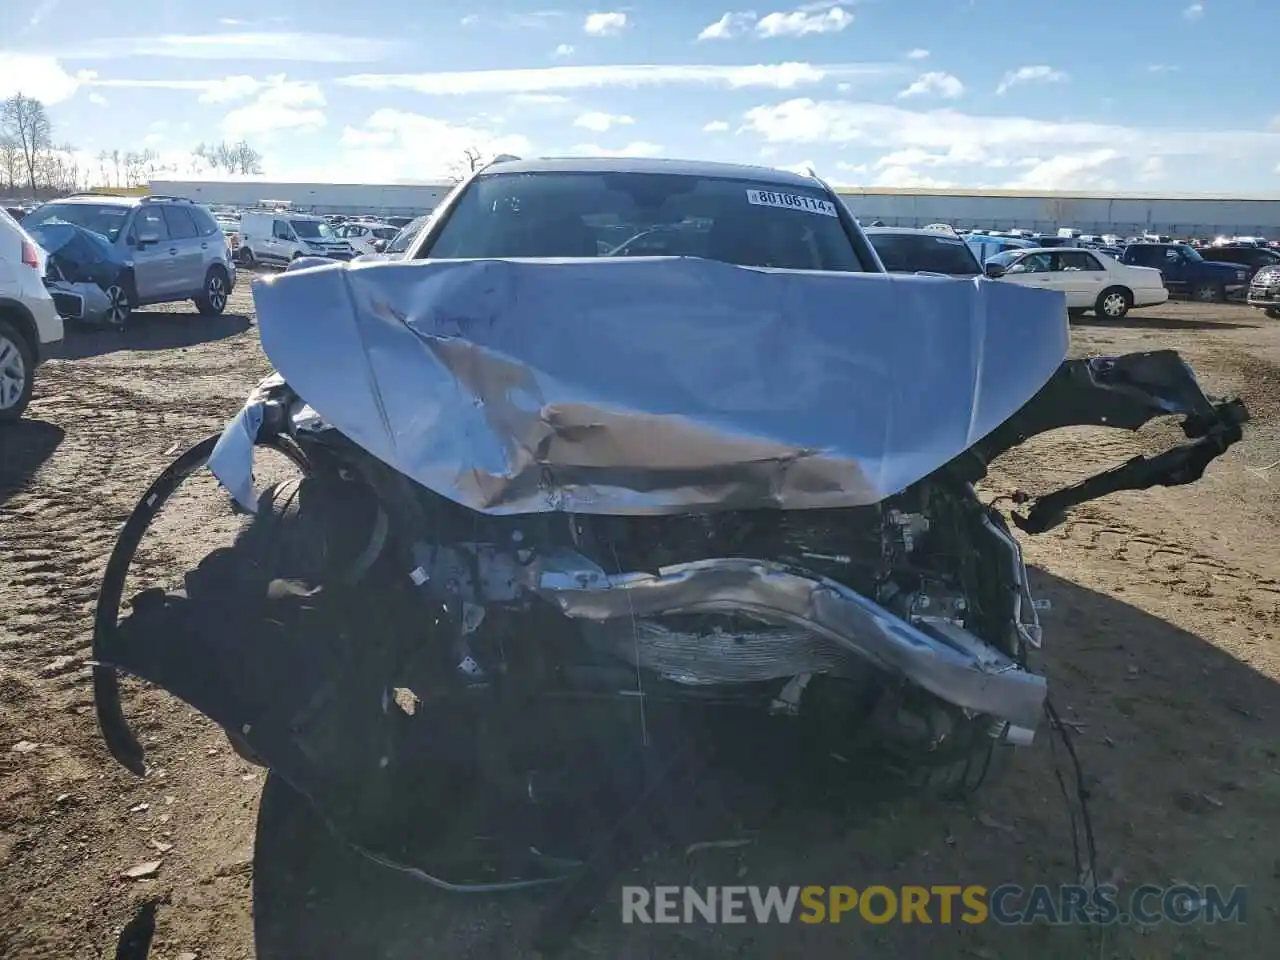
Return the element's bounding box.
[332,221,400,257]
[985,247,1168,319]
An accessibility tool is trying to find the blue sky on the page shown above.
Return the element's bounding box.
[2,0,1278,191]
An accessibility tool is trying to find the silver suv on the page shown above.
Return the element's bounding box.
[22,194,236,326]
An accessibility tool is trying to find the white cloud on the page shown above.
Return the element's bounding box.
[906,48,930,60]
[0,54,96,104]
[511,93,572,105]
[1183,3,1204,20]
[996,65,1068,95]
[197,75,266,103]
[554,44,575,58]
[1137,156,1165,182]
[756,6,854,38]
[697,13,756,40]
[1147,63,1179,73]
[572,141,664,158]
[338,62,898,95]
[897,71,964,99]
[738,98,1280,187]
[573,111,635,132]
[88,92,108,105]
[776,159,817,176]
[331,109,533,181]
[464,10,564,29]
[703,120,731,132]
[46,33,403,62]
[697,6,854,40]
[874,165,953,188]
[583,12,628,36]
[1007,150,1122,190]
[221,79,326,139]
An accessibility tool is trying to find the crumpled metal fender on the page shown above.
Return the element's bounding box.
[951,350,1249,532]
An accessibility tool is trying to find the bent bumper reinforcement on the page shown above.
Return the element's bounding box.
[530,552,1047,734]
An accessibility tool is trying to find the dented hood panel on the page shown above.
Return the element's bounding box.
[249,257,1069,515]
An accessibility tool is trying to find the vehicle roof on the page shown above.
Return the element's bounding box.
[48,194,140,207]
[477,155,824,188]
[996,247,1104,256]
[862,226,961,237]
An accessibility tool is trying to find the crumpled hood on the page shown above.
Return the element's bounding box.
[249,256,1069,515]
[27,221,121,270]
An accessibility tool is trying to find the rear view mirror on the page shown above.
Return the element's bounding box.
[984,262,1006,279]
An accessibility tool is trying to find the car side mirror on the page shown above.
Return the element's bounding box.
[984,262,1006,279]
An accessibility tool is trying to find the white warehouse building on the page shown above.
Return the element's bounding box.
[149,179,1280,237]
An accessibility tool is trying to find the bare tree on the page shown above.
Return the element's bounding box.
[0,134,20,191]
[224,140,264,175]
[447,146,486,182]
[191,139,264,176]
[0,94,53,196]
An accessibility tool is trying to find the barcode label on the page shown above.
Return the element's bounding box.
[746,189,839,217]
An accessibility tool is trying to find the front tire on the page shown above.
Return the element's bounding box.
[195,267,229,316]
[0,319,35,423]
[1095,286,1132,320]
[238,247,255,267]
[1265,307,1280,320]
[103,280,132,329]
[1193,282,1225,303]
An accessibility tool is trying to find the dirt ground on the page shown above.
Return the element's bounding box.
[1,281,1278,959]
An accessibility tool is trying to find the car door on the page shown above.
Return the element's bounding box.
[1156,247,1190,296]
[159,205,204,294]
[1047,250,1107,307]
[270,219,295,263]
[129,206,174,301]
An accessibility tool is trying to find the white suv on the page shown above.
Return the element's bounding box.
[0,208,64,421]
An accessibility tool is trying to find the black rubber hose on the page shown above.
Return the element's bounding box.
[92,432,309,775]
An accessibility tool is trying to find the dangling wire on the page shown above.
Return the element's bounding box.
[1044,698,1099,886]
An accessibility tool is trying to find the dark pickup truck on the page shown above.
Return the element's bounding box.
[1120,242,1250,302]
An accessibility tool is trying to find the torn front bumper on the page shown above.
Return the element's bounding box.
[530,551,1046,734]
[46,279,112,323]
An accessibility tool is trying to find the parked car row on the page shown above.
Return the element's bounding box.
[861,226,1167,320]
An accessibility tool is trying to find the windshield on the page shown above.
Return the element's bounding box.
[24,202,130,242]
[291,219,335,240]
[372,226,399,240]
[424,171,864,271]
[1178,245,1204,262]
[387,215,430,253]
[867,232,981,275]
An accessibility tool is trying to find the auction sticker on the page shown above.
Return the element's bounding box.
[746,189,838,217]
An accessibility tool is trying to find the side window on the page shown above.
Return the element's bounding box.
[189,206,220,237]
[135,207,169,240]
[1057,251,1102,271]
[273,220,292,240]
[1164,248,1181,263]
[160,205,198,240]
[1009,253,1052,274]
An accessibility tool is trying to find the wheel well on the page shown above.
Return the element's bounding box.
[0,298,40,365]
[114,267,138,303]
[1100,284,1132,300]
[205,262,229,281]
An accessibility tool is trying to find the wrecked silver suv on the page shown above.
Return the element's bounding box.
[92,159,1247,926]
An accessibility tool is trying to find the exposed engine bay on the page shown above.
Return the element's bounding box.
[89,257,1248,949]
